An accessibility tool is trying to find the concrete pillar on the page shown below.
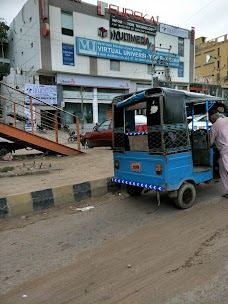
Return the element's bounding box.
[93,87,98,124]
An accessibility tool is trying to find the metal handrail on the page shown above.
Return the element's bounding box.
[0,82,81,150]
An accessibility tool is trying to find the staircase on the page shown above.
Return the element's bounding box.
[0,82,82,156]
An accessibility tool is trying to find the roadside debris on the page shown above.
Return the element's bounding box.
[76,206,94,212]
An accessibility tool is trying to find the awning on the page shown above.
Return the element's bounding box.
[116,91,147,108]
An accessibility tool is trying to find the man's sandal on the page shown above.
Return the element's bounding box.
[222,194,228,198]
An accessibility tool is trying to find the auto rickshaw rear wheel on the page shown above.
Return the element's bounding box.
[174,182,196,209]
[126,185,144,196]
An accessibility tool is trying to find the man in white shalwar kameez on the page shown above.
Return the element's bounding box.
[209,111,228,197]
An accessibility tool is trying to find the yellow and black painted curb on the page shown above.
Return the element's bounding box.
[0,177,121,218]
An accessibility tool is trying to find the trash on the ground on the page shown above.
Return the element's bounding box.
[127,264,132,268]
[22,294,28,298]
[76,206,94,212]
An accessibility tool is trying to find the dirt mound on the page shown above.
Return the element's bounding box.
[0,147,114,197]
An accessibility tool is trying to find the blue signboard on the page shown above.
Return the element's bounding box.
[62,44,75,66]
[178,62,184,77]
[76,37,180,68]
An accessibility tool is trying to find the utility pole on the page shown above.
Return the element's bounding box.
[80,86,84,133]
[151,45,155,88]
[167,46,172,88]
[151,44,172,88]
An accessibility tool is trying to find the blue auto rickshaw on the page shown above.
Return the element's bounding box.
[111,87,227,209]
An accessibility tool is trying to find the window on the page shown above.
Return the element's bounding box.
[98,88,127,94]
[61,11,73,36]
[98,120,110,130]
[198,116,207,122]
[30,17,32,22]
[110,60,120,71]
[178,38,184,57]
[178,62,184,77]
[39,75,56,85]
[31,43,33,48]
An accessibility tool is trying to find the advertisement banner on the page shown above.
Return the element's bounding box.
[110,15,157,35]
[160,24,189,39]
[76,37,180,68]
[24,84,57,105]
[57,74,130,89]
[178,62,184,77]
[62,44,75,66]
[24,106,36,131]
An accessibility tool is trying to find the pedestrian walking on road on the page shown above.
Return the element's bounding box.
[209,110,228,198]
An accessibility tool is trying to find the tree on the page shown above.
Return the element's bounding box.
[0,21,9,42]
[0,21,10,80]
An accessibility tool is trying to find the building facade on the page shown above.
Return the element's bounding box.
[194,35,228,99]
[5,0,195,125]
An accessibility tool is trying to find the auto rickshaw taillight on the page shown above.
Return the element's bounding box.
[156,164,162,175]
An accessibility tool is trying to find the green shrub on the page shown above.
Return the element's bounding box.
[0,166,14,172]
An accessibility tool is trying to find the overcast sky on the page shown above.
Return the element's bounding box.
[1,0,227,40]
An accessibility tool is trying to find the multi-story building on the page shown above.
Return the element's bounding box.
[0,19,10,78]
[5,0,195,124]
[194,35,228,99]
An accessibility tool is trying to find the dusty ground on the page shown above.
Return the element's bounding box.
[1,140,228,303]
[0,147,114,197]
[0,182,228,304]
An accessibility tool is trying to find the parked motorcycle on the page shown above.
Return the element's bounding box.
[61,124,70,132]
[68,131,82,143]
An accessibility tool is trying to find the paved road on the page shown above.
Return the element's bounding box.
[1,181,228,304]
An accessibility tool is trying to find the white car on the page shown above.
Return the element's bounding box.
[188,114,212,131]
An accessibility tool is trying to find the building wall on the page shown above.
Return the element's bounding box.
[47,3,192,86]
[5,0,195,124]
[7,0,41,81]
[195,35,228,86]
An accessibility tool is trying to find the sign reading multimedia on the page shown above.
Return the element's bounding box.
[110,15,157,35]
[24,84,57,105]
[110,30,151,46]
[76,37,180,68]
[62,44,75,66]
[160,24,189,39]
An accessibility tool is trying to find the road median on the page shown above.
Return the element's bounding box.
[0,177,122,218]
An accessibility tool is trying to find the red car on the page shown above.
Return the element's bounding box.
[81,116,147,149]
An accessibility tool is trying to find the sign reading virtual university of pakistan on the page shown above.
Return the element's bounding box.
[76,37,180,67]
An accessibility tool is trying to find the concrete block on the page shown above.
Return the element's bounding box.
[31,189,54,211]
[7,193,33,216]
[90,178,108,197]
[52,185,74,206]
[73,182,91,202]
[0,197,8,218]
